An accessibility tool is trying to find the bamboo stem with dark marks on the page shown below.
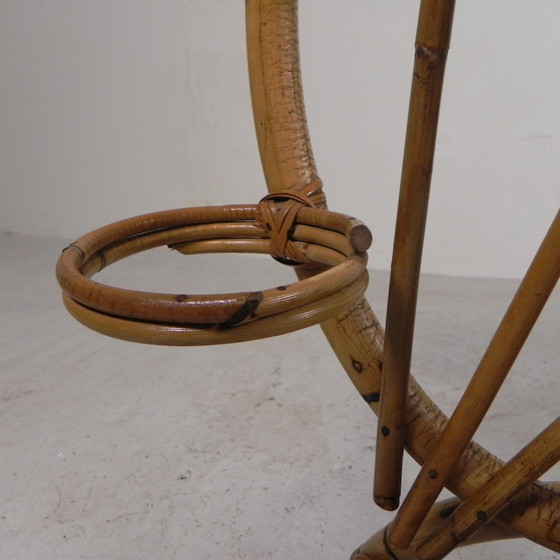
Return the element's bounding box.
[374,0,456,511]
[388,209,560,549]
[417,417,560,560]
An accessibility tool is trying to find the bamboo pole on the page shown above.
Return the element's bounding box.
[417,417,560,560]
[388,209,560,549]
[374,0,456,511]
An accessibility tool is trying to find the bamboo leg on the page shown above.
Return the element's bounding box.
[388,209,560,549]
[416,417,560,560]
[374,0,456,511]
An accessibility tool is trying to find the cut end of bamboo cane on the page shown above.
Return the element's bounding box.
[374,493,400,511]
[349,222,373,253]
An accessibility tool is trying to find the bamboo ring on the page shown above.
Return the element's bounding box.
[56,204,372,345]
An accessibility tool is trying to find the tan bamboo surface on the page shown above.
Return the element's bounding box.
[245,0,320,198]
[55,0,560,557]
[388,208,560,550]
[416,417,560,560]
[375,0,456,511]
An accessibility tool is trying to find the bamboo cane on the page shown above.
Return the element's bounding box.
[246,0,385,381]
[374,0,456,511]
[388,209,560,550]
[62,270,369,346]
[246,0,319,197]
[416,417,560,560]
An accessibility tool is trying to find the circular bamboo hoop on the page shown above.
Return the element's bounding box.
[56,204,371,345]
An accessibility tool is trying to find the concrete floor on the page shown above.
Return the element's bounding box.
[1,232,558,559]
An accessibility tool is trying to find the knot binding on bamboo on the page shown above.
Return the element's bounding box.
[256,180,327,266]
[56,203,371,346]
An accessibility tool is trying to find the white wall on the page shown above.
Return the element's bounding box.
[1,1,559,278]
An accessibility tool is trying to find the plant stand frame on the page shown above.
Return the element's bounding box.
[57,2,560,558]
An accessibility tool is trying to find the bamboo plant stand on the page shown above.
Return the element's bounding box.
[56,2,560,558]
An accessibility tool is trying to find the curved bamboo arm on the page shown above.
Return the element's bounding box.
[246,0,319,195]
[245,0,560,555]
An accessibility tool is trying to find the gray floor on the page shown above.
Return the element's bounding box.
[1,232,558,559]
